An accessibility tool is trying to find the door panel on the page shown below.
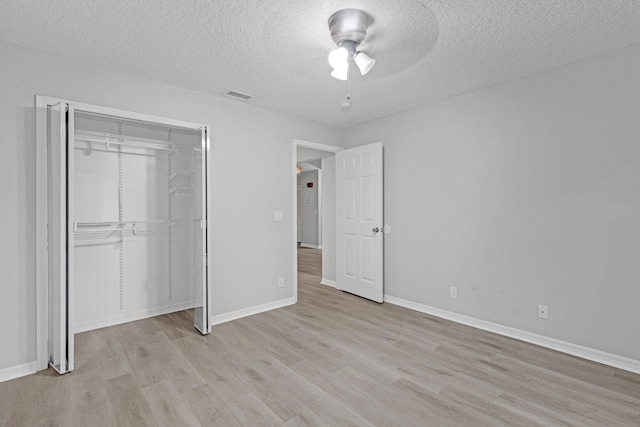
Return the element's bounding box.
[66,105,75,371]
[193,126,210,334]
[344,178,356,220]
[336,142,384,302]
[362,176,375,220]
[361,236,374,283]
[47,102,74,374]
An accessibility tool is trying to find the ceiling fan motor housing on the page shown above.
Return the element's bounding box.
[328,9,370,53]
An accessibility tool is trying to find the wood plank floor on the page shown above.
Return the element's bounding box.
[2,247,640,426]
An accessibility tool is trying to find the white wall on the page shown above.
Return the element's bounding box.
[0,41,341,372]
[344,43,640,361]
[321,156,336,282]
[299,170,319,247]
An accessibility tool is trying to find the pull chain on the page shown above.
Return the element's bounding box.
[341,61,352,111]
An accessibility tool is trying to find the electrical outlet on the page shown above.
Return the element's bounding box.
[538,304,548,319]
[450,286,458,299]
[278,277,284,288]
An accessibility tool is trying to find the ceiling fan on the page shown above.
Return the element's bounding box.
[326,9,376,110]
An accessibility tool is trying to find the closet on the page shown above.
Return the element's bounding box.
[45,99,210,374]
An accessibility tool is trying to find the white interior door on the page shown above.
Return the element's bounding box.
[193,126,210,334]
[47,102,74,373]
[336,142,384,302]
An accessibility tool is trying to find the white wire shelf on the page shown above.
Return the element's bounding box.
[169,172,193,182]
[75,129,179,153]
[73,220,175,238]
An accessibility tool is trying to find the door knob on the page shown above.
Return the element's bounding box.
[372,227,380,234]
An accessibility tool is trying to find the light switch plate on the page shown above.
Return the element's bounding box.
[274,210,284,221]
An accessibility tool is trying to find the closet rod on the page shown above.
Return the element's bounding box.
[75,129,178,152]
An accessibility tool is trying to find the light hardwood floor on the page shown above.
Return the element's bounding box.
[2,247,640,426]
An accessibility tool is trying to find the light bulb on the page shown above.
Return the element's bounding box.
[328,47,348,69]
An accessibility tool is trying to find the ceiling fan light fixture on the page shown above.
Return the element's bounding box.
[354,51,376,75]
[326,8,376,105]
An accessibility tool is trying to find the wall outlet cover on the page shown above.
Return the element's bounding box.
[538,304,548,319]
[450,286,458,299]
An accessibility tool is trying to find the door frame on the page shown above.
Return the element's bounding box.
[292,139,342,302]
[35,95,209,371]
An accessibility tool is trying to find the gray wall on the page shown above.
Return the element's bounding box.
[0,41,341,372]
[343,42,640,361]
[321,156,336,282]
[4,36,640,373]
[299,170,319,247]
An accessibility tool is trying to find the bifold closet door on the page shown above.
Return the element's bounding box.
[47,102,74,374]
[193,126,210,334]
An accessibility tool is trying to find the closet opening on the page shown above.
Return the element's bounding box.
[36,97,211,374]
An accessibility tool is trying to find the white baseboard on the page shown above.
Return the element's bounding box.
[74,301,195,333]
[210,297,296,326]
[384,295,640,375]
[299,243,321,249]
[320,278,336,288]
[0,361,37,383]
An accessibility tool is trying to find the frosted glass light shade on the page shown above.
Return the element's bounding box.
[330,63,349,80]
[328,47,348,69]
[354,51,376,75]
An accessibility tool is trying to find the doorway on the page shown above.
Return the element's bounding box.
[292,140,342,301]
[293,139,385,304]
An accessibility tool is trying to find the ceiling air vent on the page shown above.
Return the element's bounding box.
[222,90,252,102]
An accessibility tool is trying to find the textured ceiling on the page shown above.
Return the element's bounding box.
[2,1,640,127]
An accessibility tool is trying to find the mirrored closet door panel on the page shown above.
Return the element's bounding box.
[47,101,73,374]
[192,127,209,334]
